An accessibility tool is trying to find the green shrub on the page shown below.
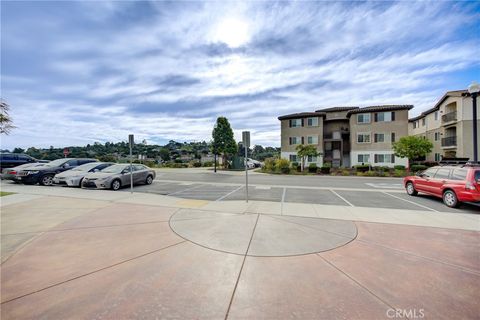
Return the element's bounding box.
[308,163,318,173]
[394,165,406,170]
[410,164,428,172]
[319,166,331,174]
[275,158,291,174]
[192,161,202,167]
[264,158,276,173]
[340,169,351,176]
[203,161,213,167]
[393,169,407,177]
[356,171,365,176]
[354,165,370,173]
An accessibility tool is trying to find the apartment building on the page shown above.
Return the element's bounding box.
[278,105,412,168]
[408,90,480,162]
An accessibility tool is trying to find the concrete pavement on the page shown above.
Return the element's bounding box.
[1,182,479,319]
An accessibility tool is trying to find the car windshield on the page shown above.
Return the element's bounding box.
[44,159,68,167]
[101,164,128,173]
[72,163,101,171]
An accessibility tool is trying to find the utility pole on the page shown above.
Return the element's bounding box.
[129,134,134,194]
[242,131,250,203]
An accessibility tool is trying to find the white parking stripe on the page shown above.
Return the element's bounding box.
[281,187,287,215]
[167,184,204,196]
[330,189,354,207]
[382,192,439,212]
[215,185,244,201]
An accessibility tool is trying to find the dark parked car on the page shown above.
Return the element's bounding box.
[0,153,48,170]
[1,163,46,182]
[17,158,98,186]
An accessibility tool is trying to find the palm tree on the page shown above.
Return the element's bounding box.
[0,100,16,134]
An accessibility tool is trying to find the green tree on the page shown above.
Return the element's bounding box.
[0,100,16,134]
[212,117,237,168]
[296,144,319,172]
[13,147,25,153]
[392,136,433,170]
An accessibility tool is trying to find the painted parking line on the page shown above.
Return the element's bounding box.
[167,184,204,196]
[382,192,439,212]
[365,183,403,189]
[215,185,244,201]
[329,189,354,207]
[281,187,287,215]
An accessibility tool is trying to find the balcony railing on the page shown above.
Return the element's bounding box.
[441,136,457,147]
[442,111,457,123]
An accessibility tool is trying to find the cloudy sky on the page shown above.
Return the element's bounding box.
[1,1,479,149]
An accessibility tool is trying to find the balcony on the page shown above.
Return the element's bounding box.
[441,111,457,124]
[441,136,457,147]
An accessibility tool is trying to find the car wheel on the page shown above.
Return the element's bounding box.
[78,178,84,187]
[111,179,121,191]
[405,182,418,196]
[443,190,459,208]
[40,174,54,186]
[146,175,153,185]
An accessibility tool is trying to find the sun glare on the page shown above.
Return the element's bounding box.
[213,18,250,48]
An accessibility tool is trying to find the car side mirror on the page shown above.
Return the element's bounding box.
[416,172,424,177]
[63,164,70,168]
[93,169,99,172]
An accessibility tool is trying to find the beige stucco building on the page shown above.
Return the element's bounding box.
[278,105,412,168]
[408,90,480,162]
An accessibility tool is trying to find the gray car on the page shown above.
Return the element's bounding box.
[53,162,114,187]
[82,164,156,190]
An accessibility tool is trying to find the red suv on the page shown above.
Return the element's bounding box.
[403,164,480,208]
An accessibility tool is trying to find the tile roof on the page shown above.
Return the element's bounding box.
[346,105,413,116]
[277,112,325,120]
[315,106,359,112]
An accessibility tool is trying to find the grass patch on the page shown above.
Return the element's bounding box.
[0,192,15,197]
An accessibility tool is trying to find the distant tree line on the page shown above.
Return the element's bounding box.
[5,140,279,162]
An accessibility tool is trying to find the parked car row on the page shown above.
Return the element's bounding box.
[1,157,156,191]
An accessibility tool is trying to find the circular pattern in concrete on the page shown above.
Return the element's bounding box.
[169,209,357,257]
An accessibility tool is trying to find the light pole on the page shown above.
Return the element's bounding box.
[468,81,480,163]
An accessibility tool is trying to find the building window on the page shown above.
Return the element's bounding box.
[434,111,439,121]
[374,133,385,143]
[307,136,318,144]
[422,118,426,126]
[357,133,371,143]
[413,122,417,129]
[357,154,370,163]
[289,137,301,145]
[289,154,298,162]
[374,154,395,163]
[289,119,303,128]
[434,132,440,141]
[375,112,394,122]
[391,132,396,143]
[434,153,441,162]
[307,155,317,162]
[357,114,371,124]
[307,117,318,127]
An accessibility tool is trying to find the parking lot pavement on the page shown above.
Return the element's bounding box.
[127,181,479,214]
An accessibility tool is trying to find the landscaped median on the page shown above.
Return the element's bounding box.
[260,158,437,177]
[0,192,15,197]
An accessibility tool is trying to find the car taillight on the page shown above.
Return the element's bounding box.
[10,171,17,174]
[465,181,476,191]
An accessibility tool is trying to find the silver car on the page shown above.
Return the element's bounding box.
[82,164,156,191]
[53,162,114,187]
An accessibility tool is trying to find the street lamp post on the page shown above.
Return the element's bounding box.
[468,81,480,163]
